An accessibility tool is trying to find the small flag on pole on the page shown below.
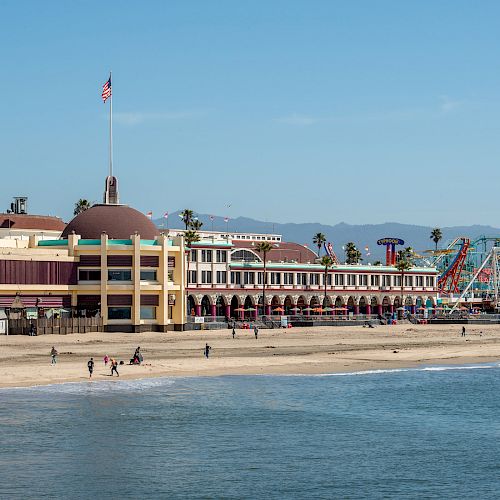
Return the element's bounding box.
[102,76,112,103]
[164,212,169,219]
[210,215,215,221]
[146,211,153,219]
[224,217,229,223]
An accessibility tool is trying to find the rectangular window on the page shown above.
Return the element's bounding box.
[188,270,197,284]
[284,273,293,285]
[309,274,319,285]
[216,271,227,284]
[358,275,368,286]
[231,272,241,285]
[78,269,101,281]
[270,272,281,285]
[216,250,227,263]
[382,275,391,287]
[140,306,156,319]
[108,307,131,320]
[190,249,197,262]
[405,276,413,286]
[244,272,255,285]
[168,271,174,282]
[201,270,212,284]
[347,274,356,286]
[395,276,402,286]
[108,269,132,281]
[370,275,380,286]
[335,274,345,286]
[140,270,157,281]
[201,250,213,263]
[258,272,263,285]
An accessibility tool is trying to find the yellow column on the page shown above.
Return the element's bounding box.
[157,233,169,331]
[100,232,108,328]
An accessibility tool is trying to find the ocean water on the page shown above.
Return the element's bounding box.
[1,366,500,499]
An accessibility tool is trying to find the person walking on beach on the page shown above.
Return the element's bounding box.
[204,343,212,359]
[254,325,259,339]
[103,354,109,366]
[87,357,94,378]
[29,322,36,336]
[462,326,466,337]
[50,346,58,365]
[110,358,119,376]
[232,327,236,339]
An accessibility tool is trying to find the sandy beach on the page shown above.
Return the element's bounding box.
[0,323,499,388]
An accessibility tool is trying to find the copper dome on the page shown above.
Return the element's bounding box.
[62,204,160,240]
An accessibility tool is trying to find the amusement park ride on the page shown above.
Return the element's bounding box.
[423,236,500,312]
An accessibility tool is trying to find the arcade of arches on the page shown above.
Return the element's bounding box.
[186,293,436,318]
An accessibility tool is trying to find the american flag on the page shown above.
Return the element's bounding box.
[102,76,112,103]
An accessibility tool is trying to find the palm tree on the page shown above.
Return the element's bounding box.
[345,242,362,264]
[180,209,194,230]
[395,249,414,312]
[373,260,382,266]
[190,219,203,231]
[320,255,334,305]
[430,228,442,251]
[73,199,92,216]
[256,241,273,317]
[312,233,326,257]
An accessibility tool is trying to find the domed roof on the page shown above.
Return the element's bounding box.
[61,204,160,240]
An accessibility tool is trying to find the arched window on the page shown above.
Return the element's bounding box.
[231,249,261,263]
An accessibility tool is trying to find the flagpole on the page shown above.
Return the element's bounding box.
[109,71,113,178]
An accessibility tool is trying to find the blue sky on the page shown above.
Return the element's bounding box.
[1,1,499,227]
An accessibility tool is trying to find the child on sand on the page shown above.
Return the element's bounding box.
[87,358,94,378]
[111,359,119,376]
[104,354,109,366]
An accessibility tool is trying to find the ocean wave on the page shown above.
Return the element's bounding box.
[282,363,500,377]
[0,376,177,394]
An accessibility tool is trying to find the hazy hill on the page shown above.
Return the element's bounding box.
[156,211,500,262]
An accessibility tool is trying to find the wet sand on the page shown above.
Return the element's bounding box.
[0,323,499,388]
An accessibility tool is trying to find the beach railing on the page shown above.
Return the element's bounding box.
[7,317,103,335]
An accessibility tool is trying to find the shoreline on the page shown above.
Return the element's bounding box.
[2,358,500,391]
[1,323,499,389]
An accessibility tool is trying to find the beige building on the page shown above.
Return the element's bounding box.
[0,183,186,332]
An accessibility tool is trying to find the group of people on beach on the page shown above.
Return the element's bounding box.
[49,346,135,379]
[49,324,265,377]
[87,354,119,378]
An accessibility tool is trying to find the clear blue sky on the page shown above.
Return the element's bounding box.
[1,1,499,227]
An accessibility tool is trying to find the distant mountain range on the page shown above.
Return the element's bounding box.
[154,211,500,262]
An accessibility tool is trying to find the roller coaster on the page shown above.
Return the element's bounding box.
[425,236,500,312]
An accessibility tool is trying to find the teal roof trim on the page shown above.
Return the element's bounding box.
[38,240,68,247]
[77,239,102,246]
[76,239,161,246]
